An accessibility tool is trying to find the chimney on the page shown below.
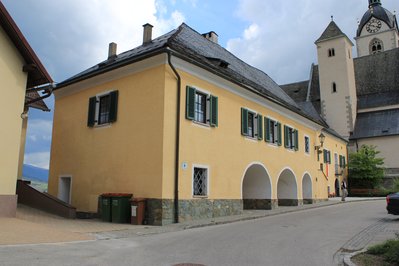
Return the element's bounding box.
[108,42,117,60]
[143,23,153,45]
[202,31,218,44]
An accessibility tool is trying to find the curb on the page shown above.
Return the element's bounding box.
[343,249,365,266]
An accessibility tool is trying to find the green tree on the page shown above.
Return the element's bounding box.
[348,145,384,188]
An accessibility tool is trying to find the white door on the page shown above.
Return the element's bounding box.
[58,176,71,204]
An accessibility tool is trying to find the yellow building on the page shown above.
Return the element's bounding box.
[0,1,52,217]
[49,23,347,225]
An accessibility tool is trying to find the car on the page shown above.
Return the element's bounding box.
[386,192,399,215]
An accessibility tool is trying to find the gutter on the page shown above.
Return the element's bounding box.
[167,51,181,224]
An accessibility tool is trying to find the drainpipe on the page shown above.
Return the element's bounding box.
[167,51,181,224]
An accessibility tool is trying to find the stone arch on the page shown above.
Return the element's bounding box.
[277,168,298,206]
[242,163,273,210]
[302,173,313,204]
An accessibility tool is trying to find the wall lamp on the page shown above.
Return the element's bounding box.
[314,132,325,154]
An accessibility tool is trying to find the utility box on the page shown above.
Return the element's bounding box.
[131,198,146,225]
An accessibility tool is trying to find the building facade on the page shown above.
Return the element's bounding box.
[281,0,399,180]
[0,1,52,217]
[48,23,347,225]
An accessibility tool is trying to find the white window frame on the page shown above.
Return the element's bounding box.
[243,107,261,140]
[58,175,72,204]
[94,90,113,127]
[285,124,297,151]
[304,135,310,154]
[192,87,212,126]
[192,164,209,198]
[267,117,280,145]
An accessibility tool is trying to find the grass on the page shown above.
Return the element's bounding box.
[352,235,399,266]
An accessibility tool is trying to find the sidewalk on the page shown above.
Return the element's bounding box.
[0,198,385,246]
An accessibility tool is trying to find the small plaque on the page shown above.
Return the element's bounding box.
[182,162,188,170]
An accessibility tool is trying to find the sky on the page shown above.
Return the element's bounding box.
[2,0,398,169]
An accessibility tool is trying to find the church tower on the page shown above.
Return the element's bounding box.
[355,0,399,57]
[315,20,357,140]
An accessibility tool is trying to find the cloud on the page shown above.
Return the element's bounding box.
[3,0,185,82]
[26,119,53,143]
[24,152,50,169]
[226,0,375,84]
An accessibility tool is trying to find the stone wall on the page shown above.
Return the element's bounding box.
[146,199,243,225]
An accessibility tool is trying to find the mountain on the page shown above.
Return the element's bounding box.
[22,164,48,182]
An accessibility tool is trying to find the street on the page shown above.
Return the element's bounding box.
[0,200,397,266]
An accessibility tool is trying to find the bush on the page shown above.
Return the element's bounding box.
[367,236,399,264]
[393,178,399,192]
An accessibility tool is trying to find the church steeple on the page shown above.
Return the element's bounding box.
[369,0,381,8]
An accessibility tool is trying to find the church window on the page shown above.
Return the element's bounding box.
[369,39,384,54]
[328,48,335,57]
[332,82,337,93]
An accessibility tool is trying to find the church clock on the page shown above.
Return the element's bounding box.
[366,18,382,33]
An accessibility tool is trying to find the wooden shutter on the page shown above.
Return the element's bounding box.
[241,108,248,136]
[87,96,97,127]
[277,122,282,146]
[210,95,218,127]
[186,86,195,120]
[343,156,346,168]
[265,118,271,142]
[257,114,263,140]
[284,125,289,148]
[294,130,299,151]
[339,155,343,167]
[323,150,327,163]
[109,90,119,123]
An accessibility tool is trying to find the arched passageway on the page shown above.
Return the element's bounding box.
[277,169,298,206]
[302,174,313,204]
[242,164,272,209]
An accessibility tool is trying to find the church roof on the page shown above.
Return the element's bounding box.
[315,21,350,44]
[350,109,399,139]
[357,3,398,37]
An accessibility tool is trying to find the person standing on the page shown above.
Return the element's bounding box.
[341,179,348,201]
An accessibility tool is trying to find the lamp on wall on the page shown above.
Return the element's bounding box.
[314,132,325,154]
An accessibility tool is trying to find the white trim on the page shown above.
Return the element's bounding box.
[192,164,210,198]
[358,104,399,113]
[276,167,298,199]
[58,175,72,204]
[172,57,322,132]
[240,162,273,199]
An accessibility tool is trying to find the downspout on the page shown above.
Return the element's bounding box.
[167,51,181,224]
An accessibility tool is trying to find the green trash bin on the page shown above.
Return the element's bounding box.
[100,194,112,222]
[111,194,133,223]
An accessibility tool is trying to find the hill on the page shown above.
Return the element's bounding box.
[22,164,48,182]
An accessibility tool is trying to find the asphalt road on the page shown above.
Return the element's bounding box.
[0,200,396,266]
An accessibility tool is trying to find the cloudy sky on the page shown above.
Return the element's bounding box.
[2,0,397,169]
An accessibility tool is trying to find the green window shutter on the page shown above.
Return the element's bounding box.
[109,90,119,123]
[257,114,263,140]
[241,108,248,136]
[323,150,327,163]
[294,130,299,151]
[87,96,97,127]
[265,118,271,142]
[339,155,343,167]
[284,125,289,148]
[343,156,346,168]
[210,95,218,127]
[186,86,195,120]
[277,122,282,146]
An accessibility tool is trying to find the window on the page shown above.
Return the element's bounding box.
[304,136,310,154]
[328,48,335,57]
[186,86,218,127]
[339,155,346,168]
[370,39,384,54]
[332,82,337,93]
[87,90,118,127]
[334,153,339,175]
[284,125,299,151]
[323,149,331,164]
[265,118,282,145]
[241,108,263,140]
[193,167,208,197]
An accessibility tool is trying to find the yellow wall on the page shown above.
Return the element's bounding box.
[0,26,27,195]
[49,56,348,212]
[49,65,167,211]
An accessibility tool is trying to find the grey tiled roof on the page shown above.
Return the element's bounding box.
[315,21,348,43]
[279,81,309,103]
[358,91,399,109]
[58,23,314,122]
[351,109,399,139]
